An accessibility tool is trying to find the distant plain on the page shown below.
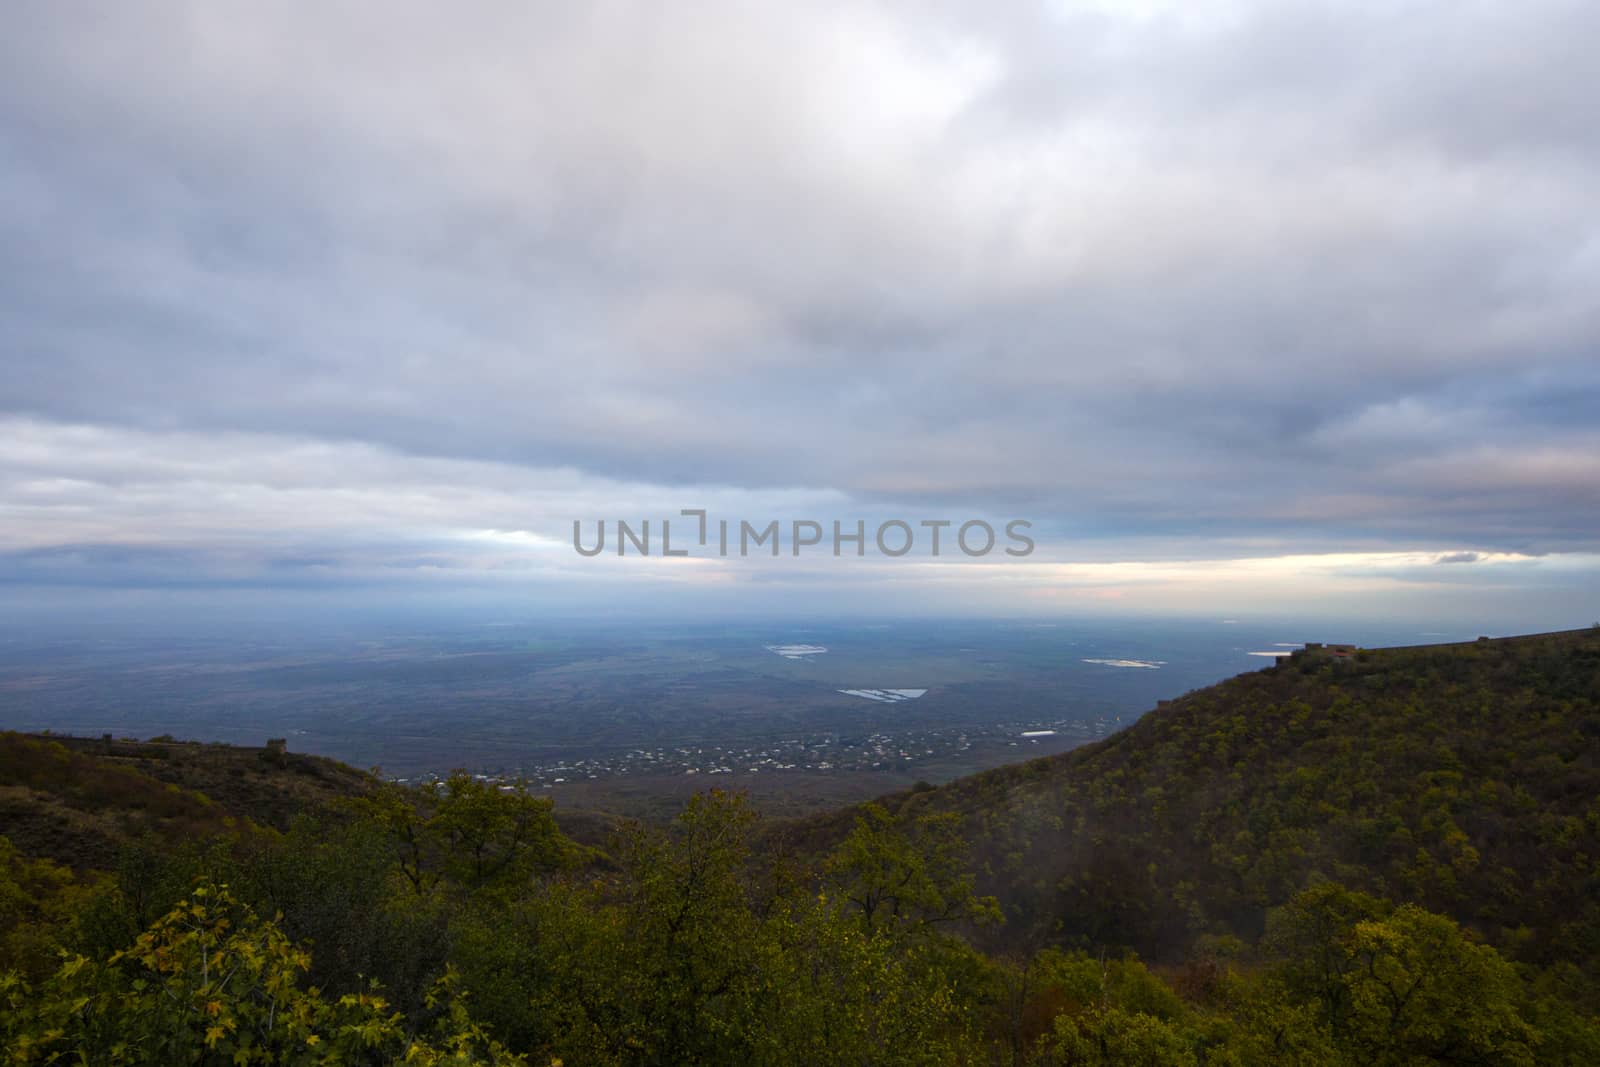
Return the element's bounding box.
[0,616,1485,816]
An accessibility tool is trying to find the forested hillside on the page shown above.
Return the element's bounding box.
[0,733,374,870]
[856,629,1600,969]
[4,629,1600,1064]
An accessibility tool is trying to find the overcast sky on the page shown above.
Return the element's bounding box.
[2,1,1597,625]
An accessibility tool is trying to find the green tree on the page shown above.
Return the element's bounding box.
[827,803,1000,935]
[518,789,763,1065]
[355,772,577,901]
[745,891,986,1066]
[1,884,522,1065]
[1340,905,1539,1066]
[1263,882,1389,1037]
[1046,1007,1197,1066]
[0,836,87,982]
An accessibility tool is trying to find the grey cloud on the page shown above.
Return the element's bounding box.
[2,0,1598,595]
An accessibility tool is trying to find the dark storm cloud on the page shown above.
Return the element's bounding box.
[1,0,1597,593]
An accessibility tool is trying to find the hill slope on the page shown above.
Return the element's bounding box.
[0,731,626,865]
[0,733,376,869]
[794,628,1600,972]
